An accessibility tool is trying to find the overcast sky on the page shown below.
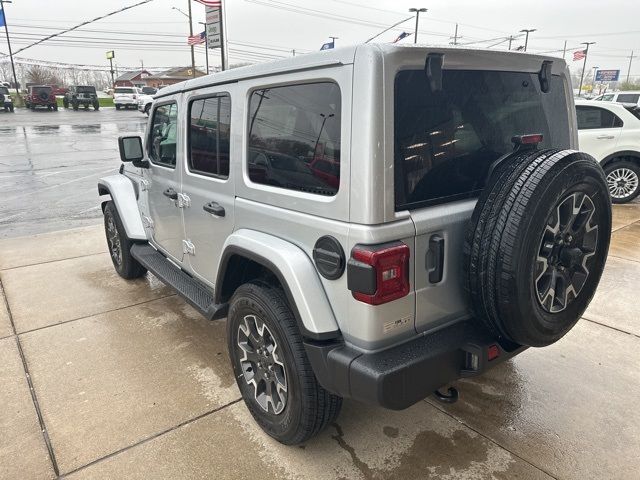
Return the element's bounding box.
[1,0,638,80]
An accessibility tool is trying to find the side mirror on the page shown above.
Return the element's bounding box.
[425,53,444,92]
[118,135,148,168]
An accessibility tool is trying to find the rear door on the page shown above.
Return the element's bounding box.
[181,89,235,285]
[144,101,184,262]
[393,68,572,333]
[576,105,623,161]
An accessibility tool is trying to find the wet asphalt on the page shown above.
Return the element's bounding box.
[0,108,147,238]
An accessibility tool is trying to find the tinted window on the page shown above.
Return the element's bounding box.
[149,103,178,168]
[394,70,570,209]
[0,87,8,95]
[576,106,623,129]
[616,93,640,104]
[115,88,134,94]
[188,95,231,178]
[600,94,615,101]
[77,86,95,93]
[247,82,341,196]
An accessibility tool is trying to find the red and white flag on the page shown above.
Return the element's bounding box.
[194,0,221,7]
[188,31,206,45]
[573,49,586,61]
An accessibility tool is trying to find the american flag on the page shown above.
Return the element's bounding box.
[573,49,586,61]
[188,31,206,45]
[194,0,221,6]
[393,32,412,43]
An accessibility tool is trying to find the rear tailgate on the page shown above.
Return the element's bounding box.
[393,65,573,334]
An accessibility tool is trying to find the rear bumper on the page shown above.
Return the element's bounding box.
[305,320,526,410]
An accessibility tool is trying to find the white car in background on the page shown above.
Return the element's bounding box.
[576,99,640,203]
[137,93,154,115]
[113,87,140,110]
[593,90,640,107]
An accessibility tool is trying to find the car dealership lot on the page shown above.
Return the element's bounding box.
[0,108,146,239]
[0,109,639,479]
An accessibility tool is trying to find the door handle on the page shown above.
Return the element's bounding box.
[203,201,225,217]
[163,188,178,200]
[596,135,615,139]
[426,234,445,284]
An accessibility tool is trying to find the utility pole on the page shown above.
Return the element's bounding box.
[508,35,514,50]
[0,0,20,96]
[628,50,635,83]
[520,28,536,52]
[562,40,567,60]
[292,49,295,57]
[578,42,596,97]
[409,8,427,44]
[450,23,459,45]
[187,0,196,78]
[198,21,209,74]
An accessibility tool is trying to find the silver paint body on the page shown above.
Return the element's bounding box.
[101,44,578,352]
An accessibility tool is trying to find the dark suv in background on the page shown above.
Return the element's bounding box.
[63,85,100,110]
[25,85,58,111]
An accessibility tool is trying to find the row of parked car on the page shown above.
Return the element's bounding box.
[0,84,157,114]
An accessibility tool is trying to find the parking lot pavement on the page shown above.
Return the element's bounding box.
[0,108,146,239]
[0,203,638,480]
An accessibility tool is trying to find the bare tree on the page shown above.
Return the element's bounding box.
[26,65,63,86]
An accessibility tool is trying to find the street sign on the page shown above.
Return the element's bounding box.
[205,7,221,49]
[106,50,115,60]
[595,70,620,82]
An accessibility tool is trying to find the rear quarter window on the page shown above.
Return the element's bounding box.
[576,106,623,129]
[247,82,341,196]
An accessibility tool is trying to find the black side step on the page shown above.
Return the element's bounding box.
[131,243,228,320]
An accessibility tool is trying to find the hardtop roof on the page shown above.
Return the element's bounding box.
[155,43,568,100]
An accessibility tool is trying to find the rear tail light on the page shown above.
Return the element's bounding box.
[347,242,410,305]
[487,344,500,361]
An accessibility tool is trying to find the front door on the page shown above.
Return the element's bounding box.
[181,91,235,285]
[145,101,184,262]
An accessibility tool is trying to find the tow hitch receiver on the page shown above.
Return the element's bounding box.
[433,387,459,404]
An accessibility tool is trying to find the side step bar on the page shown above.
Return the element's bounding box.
[131,243,228,320]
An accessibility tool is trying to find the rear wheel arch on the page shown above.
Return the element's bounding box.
[601,151,640,168]
[216,246,340,342]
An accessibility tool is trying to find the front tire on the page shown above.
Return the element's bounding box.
[603,160,640,204]
[103,201,147,280]
[115,104,121,110]
[227,282,342,445]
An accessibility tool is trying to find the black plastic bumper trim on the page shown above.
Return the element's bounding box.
[305,320,526,410]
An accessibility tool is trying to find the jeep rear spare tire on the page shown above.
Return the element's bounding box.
[464,149,611,347]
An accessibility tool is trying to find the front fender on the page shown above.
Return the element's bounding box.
[98,174,146,240]
[217,229,340,340]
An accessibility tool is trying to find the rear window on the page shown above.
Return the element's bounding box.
[394,70,570,209]
[576,106,623,129]
[0,87,8,95]
[247,82,341,196]
[115,88,134,94]
[32,86,52,93]
[616,93,640,104]
[77,86,95,93]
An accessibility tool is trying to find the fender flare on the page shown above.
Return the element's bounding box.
[97,174,146,240]
[216,229,340,341]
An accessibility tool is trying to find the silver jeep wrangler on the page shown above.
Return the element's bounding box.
[99,44,611,445]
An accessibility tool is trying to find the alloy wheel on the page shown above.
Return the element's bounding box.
[237,314,288,415]
[535,192,599,313]
[105,213,123,267]
[606,167,639,200]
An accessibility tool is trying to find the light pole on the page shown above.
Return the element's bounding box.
[173,5,196,77]
[409,8,427,44]
[578,42,596,97]
[0,0,20,96]
[520,28,536,52]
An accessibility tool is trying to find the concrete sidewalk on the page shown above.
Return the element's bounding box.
[1,203,639,479]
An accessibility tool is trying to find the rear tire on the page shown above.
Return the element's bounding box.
[115,104,121,110]
[603,160,640,204]
[464,149,611,347]
[227,281,342,445]
[103,201,147,280]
